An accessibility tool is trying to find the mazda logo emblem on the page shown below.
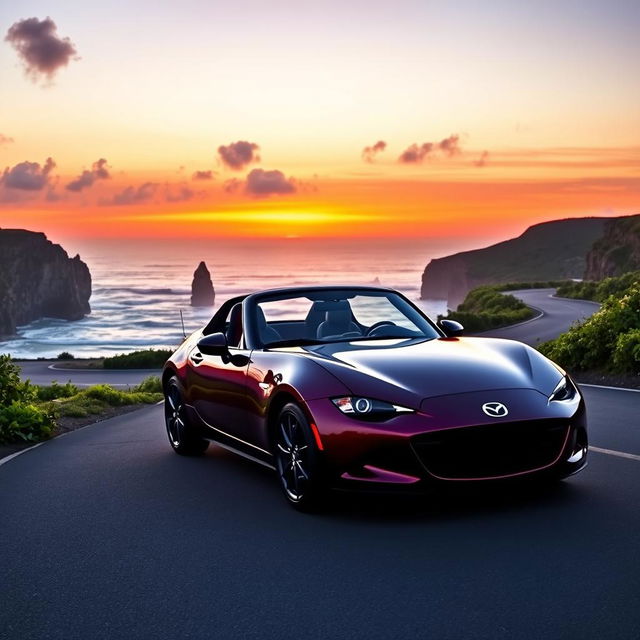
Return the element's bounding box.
[482,402,509,417]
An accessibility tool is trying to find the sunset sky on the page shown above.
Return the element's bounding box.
[0,0,638,248]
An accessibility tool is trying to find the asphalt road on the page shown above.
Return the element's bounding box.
[1,385,639,640]
[482,288,601,346]
[16,361,160,387]
[3,290,639,639]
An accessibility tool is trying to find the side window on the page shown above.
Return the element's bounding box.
[225,303,244,348]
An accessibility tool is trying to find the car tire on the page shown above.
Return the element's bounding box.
[164,377,209,456]
[273,402,326,511]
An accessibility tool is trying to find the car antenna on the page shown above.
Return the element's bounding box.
[179,309,186,338]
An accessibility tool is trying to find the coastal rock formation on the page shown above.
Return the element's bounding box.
[421,217,608,308]
[190,261,215,307]
[584,214,640,280]
[0,229,92,336]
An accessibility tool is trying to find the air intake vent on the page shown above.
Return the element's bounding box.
[411,420,569,480]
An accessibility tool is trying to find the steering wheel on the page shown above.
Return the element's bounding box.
[365,321,396,336]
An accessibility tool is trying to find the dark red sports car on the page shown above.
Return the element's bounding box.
[162,286,587,509]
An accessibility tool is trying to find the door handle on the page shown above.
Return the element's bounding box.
[190,351,204,364]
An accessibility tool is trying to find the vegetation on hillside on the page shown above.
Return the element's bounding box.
[443,284,539,332]
[556,272,640,303]
[539,280,640,374]
[0,353,163,445]
[103,349,172,369]
[421,217,608,302]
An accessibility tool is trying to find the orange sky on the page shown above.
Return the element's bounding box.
[1,2,638,247]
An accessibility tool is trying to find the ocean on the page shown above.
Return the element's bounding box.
[0,238,449,359]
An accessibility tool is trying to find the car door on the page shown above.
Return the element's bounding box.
[185,303,253,444]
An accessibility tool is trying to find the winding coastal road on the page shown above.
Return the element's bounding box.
[482,288,602,345]
[15,362,159,388]
[3,291,639,639]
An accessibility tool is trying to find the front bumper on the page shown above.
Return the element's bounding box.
[305,388,588,491]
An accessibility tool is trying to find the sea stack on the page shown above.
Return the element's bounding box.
[190,261,215,307]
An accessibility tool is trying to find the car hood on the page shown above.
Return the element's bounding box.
[296,336,563,407]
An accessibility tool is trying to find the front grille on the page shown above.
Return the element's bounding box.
[411,419,570,480]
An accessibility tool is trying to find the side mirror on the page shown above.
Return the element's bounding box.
[438,319,464,337]
[197,332,228,356]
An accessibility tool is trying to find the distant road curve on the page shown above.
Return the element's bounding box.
[16,361,159,387]
[480,288,600,346]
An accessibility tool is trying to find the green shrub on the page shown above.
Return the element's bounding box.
[0,354,36,406]
[55,384,163,418]
[539,284,640,373]
[133,376,163,394]
[0,402,55,444]
[35,381,79,401]
[56,352,75,360]
[612,329,640,374]
[84,384,128,405]
[442,285,535,331]
[499,280,568,291]
[556,280,598,300]
[54,395,108,418]
[556,272,640,302]
[103,349,172,369]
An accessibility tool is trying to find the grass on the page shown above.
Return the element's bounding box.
[53,377,163,419]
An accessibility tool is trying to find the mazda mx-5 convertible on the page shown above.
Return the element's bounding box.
[162,286,587,509]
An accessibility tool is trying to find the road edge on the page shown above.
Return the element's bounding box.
[0,401,164,467]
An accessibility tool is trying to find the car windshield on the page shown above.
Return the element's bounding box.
[254,289,439,347]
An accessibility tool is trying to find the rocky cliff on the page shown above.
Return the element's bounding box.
[584,214,640,280]
[421,217,608,307]
[0,229,91,336]
[190,261,215,307]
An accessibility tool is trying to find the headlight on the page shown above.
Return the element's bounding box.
[331,396,414,420]
[549,376,577,402]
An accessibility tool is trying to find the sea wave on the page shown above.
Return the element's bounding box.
[93,287,188,296]
[1,241,445,358]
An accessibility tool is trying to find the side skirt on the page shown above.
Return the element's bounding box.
[186,404,275,469]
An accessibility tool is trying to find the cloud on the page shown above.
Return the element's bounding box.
[192,170,214,181]
[101,182,157,206]
[439,134,461,156]
[45,187,63,202]
[362,140,387,163]
[166,186,195,202]
[66,158,110,192]
[218,141,260,170]
[398,134,462,164]
[245,169,296,198]
[474,151,489,168]
[1,157,55,190]
[224,169,297,198]
[5,17,78,83]
[398,143,434,164]
[223,178,242,193]
[0,134,14,146]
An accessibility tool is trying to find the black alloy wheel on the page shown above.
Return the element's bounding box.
[164,377,209,456]
[274,403,325,510]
